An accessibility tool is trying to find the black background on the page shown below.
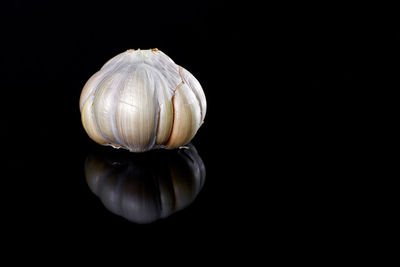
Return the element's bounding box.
[1,0,362,258]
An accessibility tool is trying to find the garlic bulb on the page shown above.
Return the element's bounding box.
[79,49,206,152]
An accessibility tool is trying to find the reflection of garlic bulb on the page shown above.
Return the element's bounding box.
[79,49,206,152]
[85,143,206,224]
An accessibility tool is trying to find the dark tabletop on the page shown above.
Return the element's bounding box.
[1,0,363,260]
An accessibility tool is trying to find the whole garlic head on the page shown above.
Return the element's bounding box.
[79,49,206,152]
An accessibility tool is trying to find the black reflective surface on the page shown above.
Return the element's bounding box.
[1,0,361,256]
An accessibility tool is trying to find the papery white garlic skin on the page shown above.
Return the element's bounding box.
[79,49,206,152]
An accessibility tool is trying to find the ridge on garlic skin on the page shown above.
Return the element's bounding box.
[79,49,207,152]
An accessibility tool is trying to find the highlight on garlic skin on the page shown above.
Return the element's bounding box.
[79,48,206,152]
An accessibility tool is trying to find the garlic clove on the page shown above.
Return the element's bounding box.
[166,82,201,149]
[92,75,122,144]
[180,67,207,124]
[154,77,174,146]
[79,71,104,112]
[115,67,159,152]
[81,96,107,145]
